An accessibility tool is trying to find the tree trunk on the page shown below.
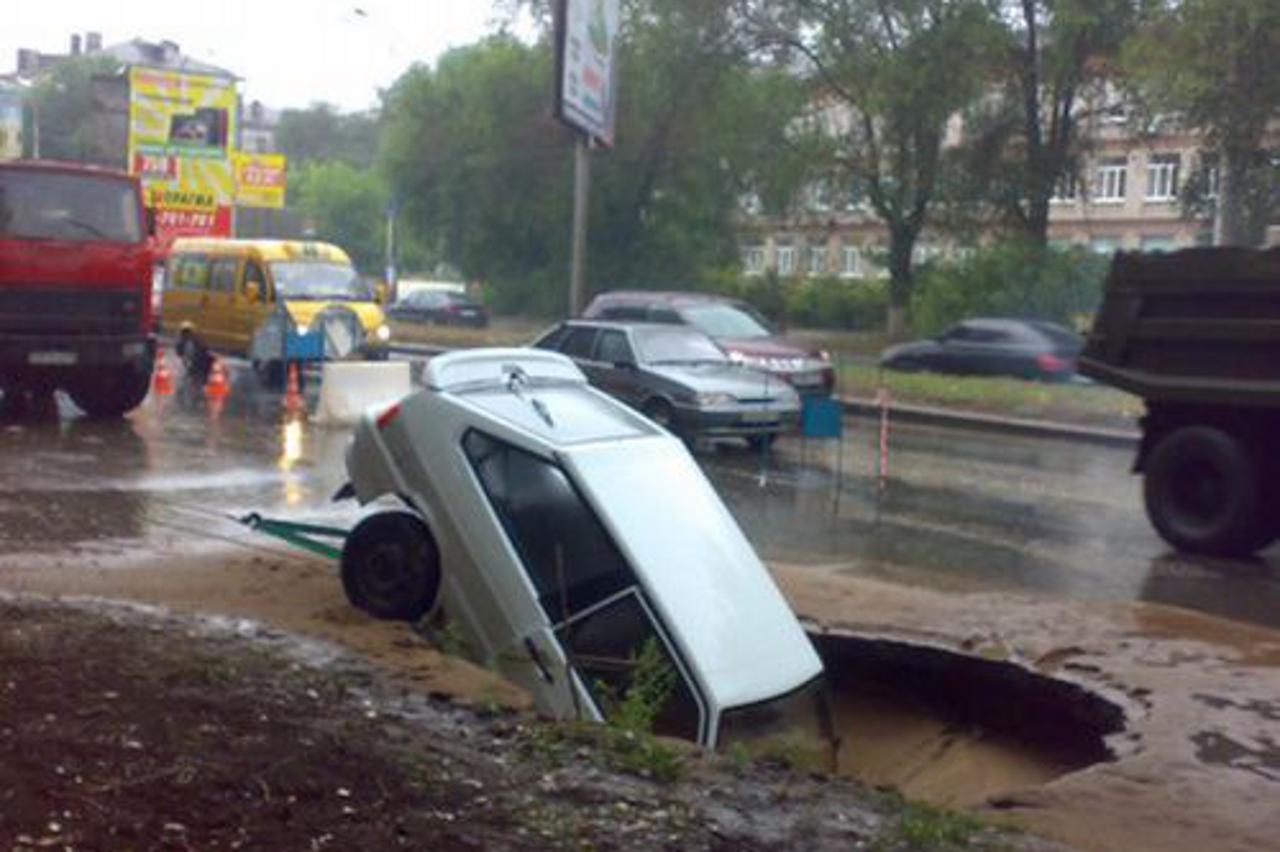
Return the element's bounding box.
[1215,150,1251,246]
[885,232,915,340]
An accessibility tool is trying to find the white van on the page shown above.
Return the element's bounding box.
[339,348,829,749]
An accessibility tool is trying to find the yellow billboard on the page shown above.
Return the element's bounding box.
[128,68,237,239]
[233,152,287,209]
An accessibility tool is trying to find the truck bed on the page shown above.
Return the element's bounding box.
[1079,247,1280,408]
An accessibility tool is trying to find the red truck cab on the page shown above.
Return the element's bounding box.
[0,161,155,417]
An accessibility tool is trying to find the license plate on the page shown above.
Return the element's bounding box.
[740,410,779,424]
[28,351,77,366]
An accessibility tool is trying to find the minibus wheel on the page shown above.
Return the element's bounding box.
[341,511,441,621]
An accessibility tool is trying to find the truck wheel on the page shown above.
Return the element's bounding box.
[340,511,441,621]
[1143,426,1272,557]
[68,365,152,419]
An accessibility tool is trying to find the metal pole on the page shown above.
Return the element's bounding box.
[31,98,39,159]
[569,135,591,316]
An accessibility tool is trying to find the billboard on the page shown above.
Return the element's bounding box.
[556,0,621,146]
[127,68,237,240]
[233,151,287,208]
[0,89,23,161]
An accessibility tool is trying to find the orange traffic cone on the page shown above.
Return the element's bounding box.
[151,347,174,396]
[283,361,305,416]
[204,356,231,402]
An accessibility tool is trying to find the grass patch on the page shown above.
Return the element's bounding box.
[872,796,989,852]
[839,362,1141,429]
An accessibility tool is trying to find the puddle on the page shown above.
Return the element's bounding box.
[812,630,1129,808]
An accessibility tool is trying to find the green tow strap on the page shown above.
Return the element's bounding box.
[238,513,349,561]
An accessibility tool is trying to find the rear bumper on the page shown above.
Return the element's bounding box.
[0,333,154,382]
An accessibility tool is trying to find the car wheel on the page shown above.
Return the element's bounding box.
[1143,426,1273,557]
[341,511,442,621]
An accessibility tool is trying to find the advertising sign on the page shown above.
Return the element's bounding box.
[0,89,23,161]
[127,68,237,240]
[233,152,287,208]
[556,0,621,146]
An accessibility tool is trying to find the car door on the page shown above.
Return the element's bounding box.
[589,329,643,406]
[236,257,272,353]
[162,253,208,338]
[203,256,241,351]
[935,324,993,375]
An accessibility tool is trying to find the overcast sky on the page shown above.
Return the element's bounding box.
[3,0,524,111]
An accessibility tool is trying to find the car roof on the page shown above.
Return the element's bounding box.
[168,238,352,264]
[589,290,741,307]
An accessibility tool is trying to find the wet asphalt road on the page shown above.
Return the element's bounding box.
[2,357,1278,630]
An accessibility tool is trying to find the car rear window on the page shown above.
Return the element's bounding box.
[0,170,142,243]
[681,303,772,339]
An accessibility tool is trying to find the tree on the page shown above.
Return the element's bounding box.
[960,0,1142,243]
[291,160,389,273]
[276,103,379,169]
[26,54,123,165]
[1125,0,1280,246]
[742,0,1000,336]
[380,4,804,315]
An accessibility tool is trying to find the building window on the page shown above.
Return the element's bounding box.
[1140,235,1177,253]
[776,245,796,277]
[1145,154,1181,201]
[742,246,765,276]
[808,245,827,276]
[840,245,860,278]
[1093,160,1128,204]
[1051,173,1079,203]
[1089,237,1120,256]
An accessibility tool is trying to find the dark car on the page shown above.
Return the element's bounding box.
[879,318,1084,382]
[582,291,835,396]
[387,289,489,328]
[532,320,801,447]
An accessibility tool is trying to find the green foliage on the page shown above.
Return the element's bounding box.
[277,103,379,169]
[380,5,807,316]
[26,54,123,164]
[872,795,986,852]
[290,160,388,273]
[1124,0,1280,246]
[909,241,1108,336]
[596,638,677,734]
[710,270,889,331]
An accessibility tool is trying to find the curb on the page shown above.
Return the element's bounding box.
[840,396,1140,448]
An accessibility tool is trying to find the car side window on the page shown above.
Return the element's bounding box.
[242,261,268,300]
[648,308,682,324]
[210,257,238,294]
[560,327,599,359]
[533,325,570,351]
[463,431,634,619]
[171,255,209,291]
[594,330,634,364]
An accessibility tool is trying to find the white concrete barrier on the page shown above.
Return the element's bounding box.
[312,361,413,426]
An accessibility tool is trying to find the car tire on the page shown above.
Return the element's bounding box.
[341,511,442,621]
[69,365,152,419]
[1143,426,1273,557]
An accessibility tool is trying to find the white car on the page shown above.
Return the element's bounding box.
[338,348,829,750]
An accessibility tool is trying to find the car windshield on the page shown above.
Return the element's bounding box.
[633,327,728,365]
[0,170,142,243]
[270,262,371,301]
[681,303,772,339]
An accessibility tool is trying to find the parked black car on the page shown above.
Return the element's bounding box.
[880,318,1084,382]
[387,289,489,328]
[532,320,801,448]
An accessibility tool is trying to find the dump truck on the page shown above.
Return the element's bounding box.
[1079,247,1280,557]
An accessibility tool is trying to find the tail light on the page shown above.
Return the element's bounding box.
[1036,353,1068,373]
[376,402,402,429]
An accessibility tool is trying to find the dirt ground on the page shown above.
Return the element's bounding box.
[0,595,1058,852]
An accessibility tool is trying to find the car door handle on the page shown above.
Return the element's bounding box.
[524,637,555,684]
